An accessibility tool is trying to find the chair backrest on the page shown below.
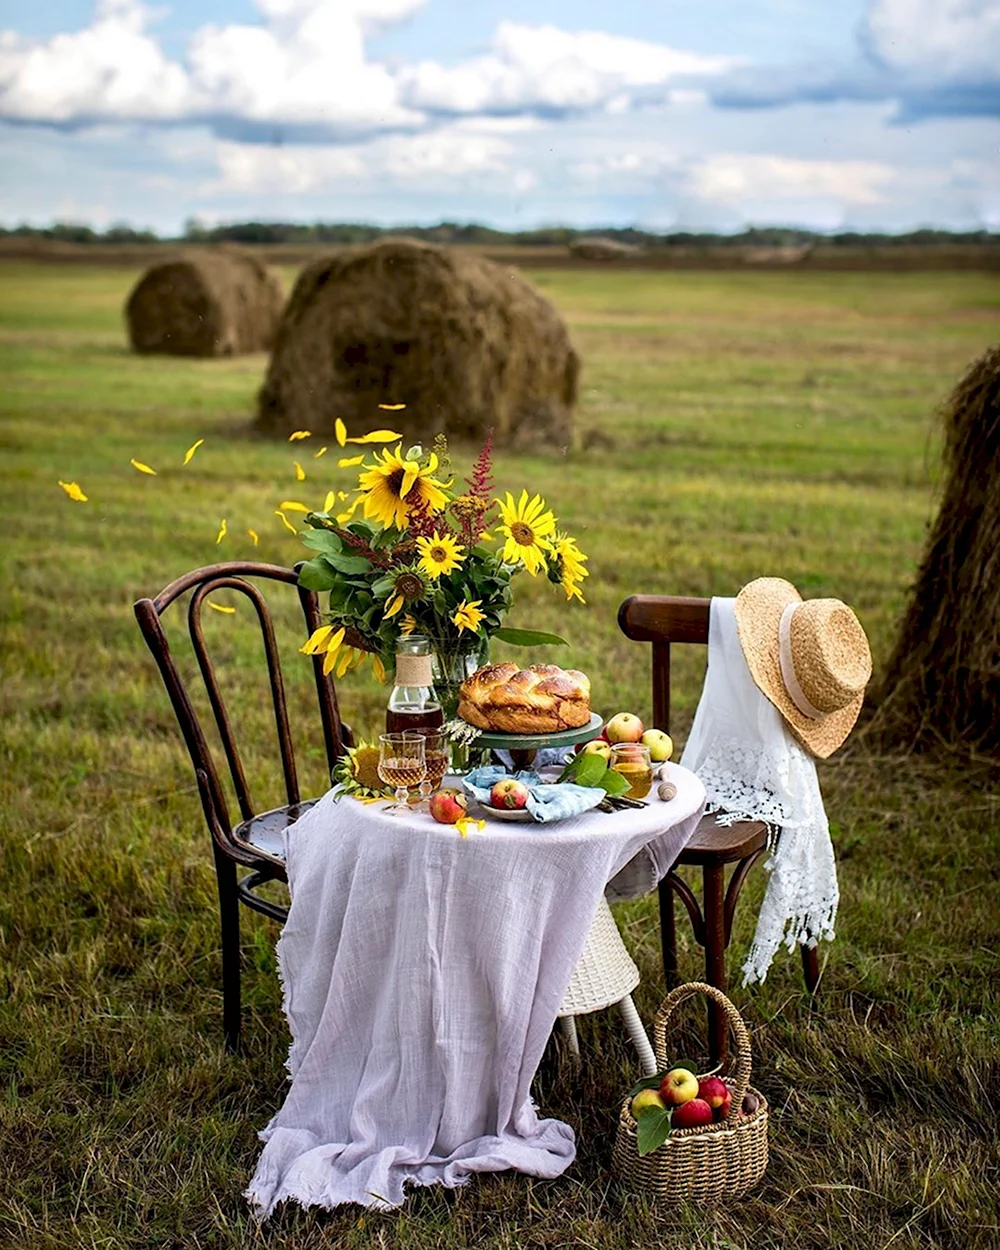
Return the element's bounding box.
[134,561,347,863]
[617,595,711,734]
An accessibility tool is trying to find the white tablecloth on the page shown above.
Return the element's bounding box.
[246,762,705,1216]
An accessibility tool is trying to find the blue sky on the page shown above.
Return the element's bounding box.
[1,0,997,233]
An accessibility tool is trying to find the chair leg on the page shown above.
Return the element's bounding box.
[702,864,728,1066]
[559,1015,581,1061]
[214,845,242,1054]
[658,875,679,988]
[617,995,657,1075]
[801,942,821,994]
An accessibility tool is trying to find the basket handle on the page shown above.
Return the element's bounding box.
[652,981,752,1124]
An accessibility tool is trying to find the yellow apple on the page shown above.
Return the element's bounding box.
[641,729,673,762]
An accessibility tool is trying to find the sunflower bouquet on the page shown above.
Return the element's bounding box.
[295,423,588,710]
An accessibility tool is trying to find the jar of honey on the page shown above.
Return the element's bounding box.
[610,742,653,800]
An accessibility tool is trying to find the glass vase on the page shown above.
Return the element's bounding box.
[433,637,491,776]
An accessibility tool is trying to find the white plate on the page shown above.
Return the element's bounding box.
[477,803,534,822]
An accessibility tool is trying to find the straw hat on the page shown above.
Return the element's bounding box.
[734,577,872,759]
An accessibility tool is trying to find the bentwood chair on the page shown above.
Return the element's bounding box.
[134,561,352,1052]
[618,595,820,1060]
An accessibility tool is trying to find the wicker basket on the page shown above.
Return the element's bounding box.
[612,982,768,1203]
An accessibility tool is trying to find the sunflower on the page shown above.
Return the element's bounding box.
[356,445,449,530]
[497,490,556,576]
[548,533,589,603]
[383,567,429,620]
[299,624,346,676]
[452,599,486,634]
[333,741,391,799]
[416,531,465,578]
[399,613,419,637]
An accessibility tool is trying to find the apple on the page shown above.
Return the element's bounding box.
[697,1076,731,1122]
[630,1088,667,1118]
[671,1097,714,1129]
[605,712,644,744]
[579,739,612,762]
[490,778,529,810]
[429,789,468,824]
[641,729,674,763]
[659,1067,699,1106]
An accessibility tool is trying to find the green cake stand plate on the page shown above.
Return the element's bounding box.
[465,711,605,771]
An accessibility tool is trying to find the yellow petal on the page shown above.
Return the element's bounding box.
[288,430,311,442]
[346,429,403,443]
[275,510,297,534]
[183,438,204,465]
[313,445,328,458]
[323,646,339,675]
[338,455,365,468]
[338,491,348,501]
[247,528,259,546]
[323,491,337,512]
[294,461,306,482]
[279,500,310,513]
[335,418,347,447]
[58,480,88,502]
[300,624,334,655]
[336,646,353,678]
[208,602,236,614]
[372,654,386,684]
[455,816,486,838]
[378,403,406,410]
[130,459,157,475]
[399,462,419,499]
[384,594,404,619]
[216,518,227,544]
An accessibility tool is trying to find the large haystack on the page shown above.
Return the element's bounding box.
[256,239,579,447]
[870,345,1000,758]
[126,249,283,357]
[568,237,640,261]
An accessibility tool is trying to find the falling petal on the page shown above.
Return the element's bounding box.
[288,430,311,442]
[335,418,347,447]
[345,429,403,443]
[182,438,205,465]
[216,518,227,544]
[247,528,259,546]
[58,480,88,502]
[294,461,306,482]
[372,654,386,683]
[279,500,310,513]
[313,446,328,458]
[130,459,157,475]
[338,455,365,468]
[338,491,348,501]
[208,603,236,614]
[378,403,406,410]
[275,510,297,534]
[323,491,336,512]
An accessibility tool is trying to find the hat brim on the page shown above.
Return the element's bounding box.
[734,577,863,760]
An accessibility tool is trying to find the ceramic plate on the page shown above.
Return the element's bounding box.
[477,804,534,822]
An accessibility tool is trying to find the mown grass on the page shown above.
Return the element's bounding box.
[1,261,999,1250]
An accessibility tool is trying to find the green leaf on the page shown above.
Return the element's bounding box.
[572,753,607,787]
[636,1107,672,1156]
[296,557,338,592]
[627,1074,666,1098]
[299,529,343,554]
[324,551,371,575]
[673,1059,699,1075]
[492,627,568,647]
[600,769,632,797]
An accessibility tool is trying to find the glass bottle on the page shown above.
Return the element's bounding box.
[385,636,444,735]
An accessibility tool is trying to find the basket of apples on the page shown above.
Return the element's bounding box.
[612,982,768,1204]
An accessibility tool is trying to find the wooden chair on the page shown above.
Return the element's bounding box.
[618,595,820,1060]
[134,561,351,1052]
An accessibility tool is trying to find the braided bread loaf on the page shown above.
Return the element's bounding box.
[458,662,591,734]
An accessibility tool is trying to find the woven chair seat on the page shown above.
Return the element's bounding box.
[558,897,640,1016]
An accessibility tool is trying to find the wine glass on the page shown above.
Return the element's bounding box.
[378,733,426,815]
[407,730,448,807]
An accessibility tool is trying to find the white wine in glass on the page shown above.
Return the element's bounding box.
[378,733,426,815]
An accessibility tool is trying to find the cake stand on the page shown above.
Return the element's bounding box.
[465,711,604,772]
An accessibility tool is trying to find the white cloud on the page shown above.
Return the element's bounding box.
[400,22,735,116]
[864,0,1000,83]
[686,154,894,206]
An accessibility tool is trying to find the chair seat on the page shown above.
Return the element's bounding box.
[558,897,640,1017]
[234,800,318,863]
[677,813,768,866]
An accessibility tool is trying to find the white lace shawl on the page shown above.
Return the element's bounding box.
[679,598,838,984]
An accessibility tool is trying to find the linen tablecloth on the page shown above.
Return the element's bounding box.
[247,762,705,1215]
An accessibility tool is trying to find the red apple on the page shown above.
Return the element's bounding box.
[490,778,529,809]
[641,729,674,762]
[429,789,468,824]
[658,1067,699,1106]
[697,1076,732,1122]
[630,1088,667,1117]
[605,712,645,744]
[671,1097,714,1129]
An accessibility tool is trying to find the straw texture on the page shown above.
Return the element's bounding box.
[557,898,639,1017]
[612,982,768,1204]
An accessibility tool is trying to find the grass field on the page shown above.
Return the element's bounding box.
[1,261,999,1249]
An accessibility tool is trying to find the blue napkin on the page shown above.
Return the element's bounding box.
[462,765,605,824]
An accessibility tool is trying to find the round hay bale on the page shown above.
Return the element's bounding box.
[869,344,1000,759]
[256,239,579,448]
[126,249,284,357]
[568,237,640,262]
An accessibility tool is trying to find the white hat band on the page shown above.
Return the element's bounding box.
[778,602,825,720]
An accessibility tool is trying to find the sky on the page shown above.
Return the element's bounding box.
[0,0,998,234]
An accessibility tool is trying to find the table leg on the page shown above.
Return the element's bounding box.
[559,1014,581,1061]
[618,995,657,1075]
[703,864,728,1066]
